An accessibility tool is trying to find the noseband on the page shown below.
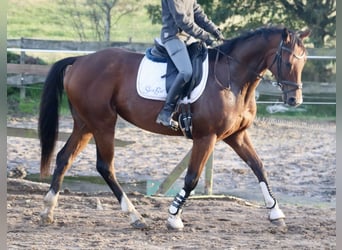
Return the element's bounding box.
[268,40,306,95]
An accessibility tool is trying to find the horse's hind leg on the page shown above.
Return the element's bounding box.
[223,130,286,227]
[41,121,92,224]
[92,119,147,229]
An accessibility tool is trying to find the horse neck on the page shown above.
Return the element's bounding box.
[228,36,278,96]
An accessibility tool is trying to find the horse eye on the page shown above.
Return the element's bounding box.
[286,62,292,69]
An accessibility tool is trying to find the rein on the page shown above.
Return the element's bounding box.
[213,47,265,90]
[213,39,305,94]
[214,50,232,90]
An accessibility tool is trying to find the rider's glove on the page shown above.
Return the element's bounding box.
[213,29,225,41]
[204,37,215,46]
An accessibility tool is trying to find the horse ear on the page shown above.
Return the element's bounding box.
[298,29,311,40]
[282,28,291,43]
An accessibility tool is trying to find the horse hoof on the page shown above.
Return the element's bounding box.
[166,222,184,231]
[271,218,287,229]
[166,215,184,231]
[131,219,148,229]
[40,213,54,225]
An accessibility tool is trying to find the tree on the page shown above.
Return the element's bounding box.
[277,0,336,47]
[59,0,139,42]
[59,0,88,41]
[88,0,118,42]
[87,0,140,42]
[146,0,335,82]
[146,0,336,48]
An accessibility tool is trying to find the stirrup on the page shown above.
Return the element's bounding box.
[168,119,179,131]
[156,115,179,131]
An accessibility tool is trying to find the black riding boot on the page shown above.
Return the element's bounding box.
[156,75,187,130]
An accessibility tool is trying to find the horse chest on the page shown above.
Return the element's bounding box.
[238,112,254,129]
[222,108,254,136]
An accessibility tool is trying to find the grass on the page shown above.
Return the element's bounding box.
[256,103,336,121]
[7,83,71,116]
[7,0,161,42]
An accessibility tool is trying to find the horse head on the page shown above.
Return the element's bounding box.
[267,28,310,107]
[212,27,310,107]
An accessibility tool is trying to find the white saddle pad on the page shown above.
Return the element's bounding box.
[136,55,209,104]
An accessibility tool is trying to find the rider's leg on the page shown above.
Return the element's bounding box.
[156,38,192,129]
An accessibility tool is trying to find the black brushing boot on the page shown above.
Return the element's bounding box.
[156,75,187,130]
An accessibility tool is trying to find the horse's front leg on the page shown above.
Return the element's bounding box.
[224,130,286,227]
[167,135,216,230]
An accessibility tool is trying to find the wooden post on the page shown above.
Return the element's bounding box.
[156,149,192,195]
[204,153,213,195]
[6,127,134,147]
[19,37,26,99]
[155,148,214,195]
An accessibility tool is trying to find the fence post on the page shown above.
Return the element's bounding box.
[19,37,26,99]
[204,153,213,195]
[155,148,214,195]
[156,149,191,195]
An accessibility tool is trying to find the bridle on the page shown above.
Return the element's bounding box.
[268,40,306,94]
[213,37,306,96]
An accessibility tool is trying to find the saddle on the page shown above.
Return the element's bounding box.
[146,39,208,99]
[144,39,208,139]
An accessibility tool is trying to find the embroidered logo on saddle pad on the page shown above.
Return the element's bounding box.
[137,55,209,104]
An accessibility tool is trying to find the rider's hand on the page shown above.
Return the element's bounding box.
[205,37,223,47]
[213,29,225,41]
[204,38,215,47]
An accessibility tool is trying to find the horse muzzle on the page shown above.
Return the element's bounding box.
[279,81,303,107]
[285,96,302,107]
[283,90,303,107]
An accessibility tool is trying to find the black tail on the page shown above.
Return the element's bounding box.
[38,56,78,178]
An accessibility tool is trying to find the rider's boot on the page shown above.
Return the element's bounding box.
[156,75,186,130]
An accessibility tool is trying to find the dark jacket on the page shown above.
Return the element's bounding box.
[160,0,218,43]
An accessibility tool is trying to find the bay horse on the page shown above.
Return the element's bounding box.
[39,26,309,230]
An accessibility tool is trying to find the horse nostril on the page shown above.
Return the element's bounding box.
[288,97,297,106]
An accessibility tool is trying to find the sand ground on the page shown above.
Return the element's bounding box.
[7,115,336,249]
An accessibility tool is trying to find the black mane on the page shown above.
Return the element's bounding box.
[209,26,304,60]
